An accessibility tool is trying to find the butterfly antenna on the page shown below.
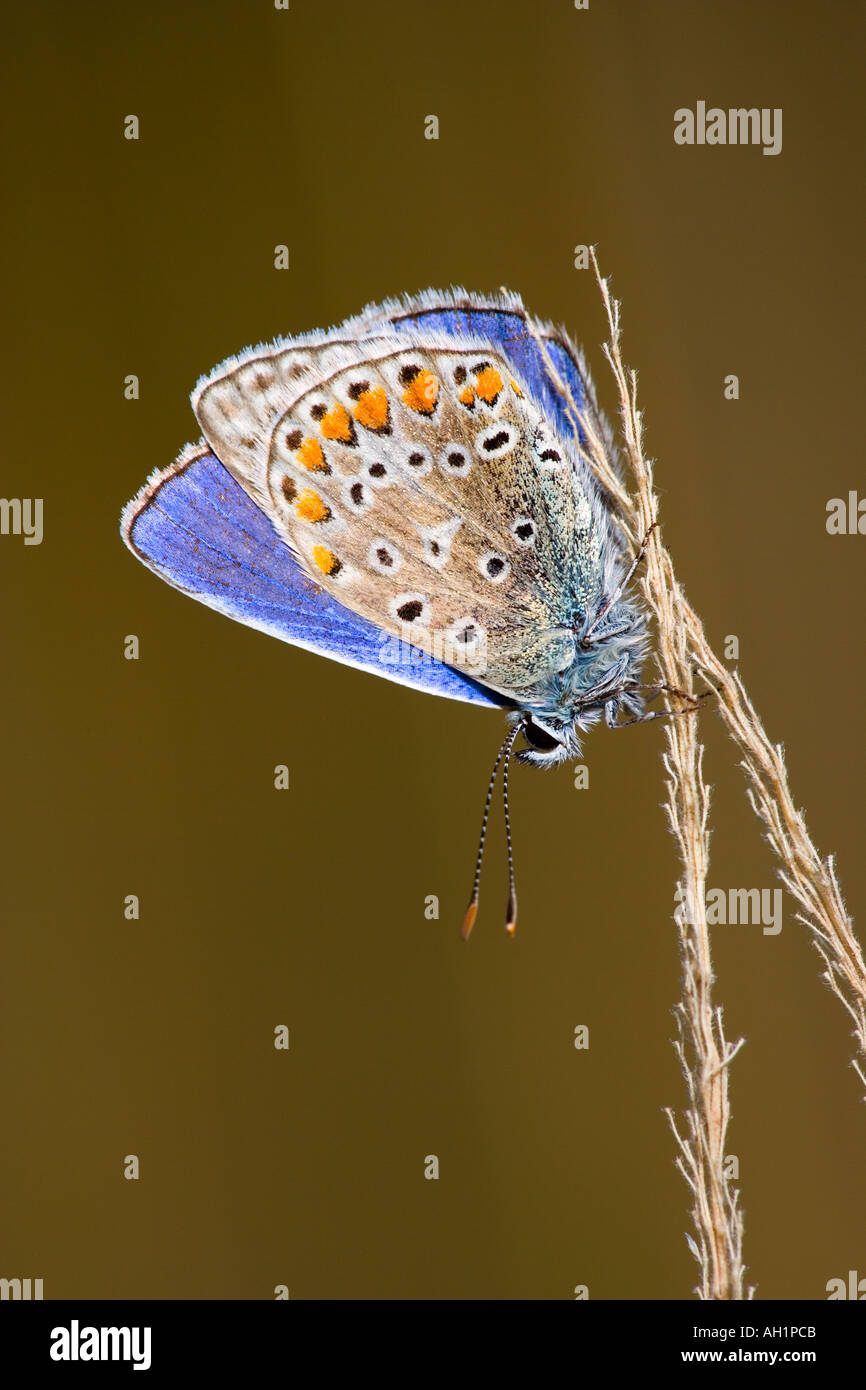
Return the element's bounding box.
[461,723,518,941]
[502,719,525,936]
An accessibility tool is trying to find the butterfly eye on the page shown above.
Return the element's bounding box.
[523,718,563,754]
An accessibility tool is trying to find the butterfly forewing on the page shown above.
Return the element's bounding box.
[193,336,605,702]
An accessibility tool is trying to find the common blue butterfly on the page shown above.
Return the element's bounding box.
[122,289,671,935]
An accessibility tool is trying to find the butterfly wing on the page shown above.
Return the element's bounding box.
[192,318,611,708]
[347,287,611,466]
[121,444,505,707]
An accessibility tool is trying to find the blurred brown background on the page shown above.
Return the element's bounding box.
[1,0,863,1299]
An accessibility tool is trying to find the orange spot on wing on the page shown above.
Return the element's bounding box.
[458,386,475,407]
[296,489,330,523]
[402,369,439,414]
[296,437,327,470]
[312,544,341,576]
[353,385,389,431]
[320,403,353,441]
[475,366,503,403]
[509,377,523,398]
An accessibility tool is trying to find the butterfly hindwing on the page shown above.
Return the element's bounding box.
[121,445,504,707]
[192,330,607,704]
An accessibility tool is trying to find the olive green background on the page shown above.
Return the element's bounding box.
[2,0,863,1300]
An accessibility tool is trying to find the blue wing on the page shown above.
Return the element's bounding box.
[357,288,592,452]
[121,446,506,707]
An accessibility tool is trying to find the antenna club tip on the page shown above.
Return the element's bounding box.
[505,919,516,936]
[461,902,478,941]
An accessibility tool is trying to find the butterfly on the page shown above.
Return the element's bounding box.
[122,288,677,938]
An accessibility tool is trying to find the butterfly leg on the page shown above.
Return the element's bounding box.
[624,681,714,708]
[605,686,711,731]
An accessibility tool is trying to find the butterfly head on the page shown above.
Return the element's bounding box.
[518,599,649,767]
